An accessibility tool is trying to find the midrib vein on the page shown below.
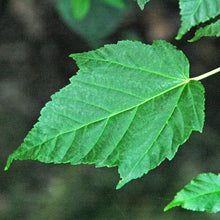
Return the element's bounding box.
[15,81,188,157]
[175,188,220,203]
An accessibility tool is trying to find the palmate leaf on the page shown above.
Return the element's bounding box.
[165,173,220,213]
[189,19,220,42]
[136,0,151,10]
[5,40,205,189]
[177,0,220,40]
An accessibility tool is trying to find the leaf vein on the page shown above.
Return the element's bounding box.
[75,78,145,101]
[60,95,113,114]
[82,118,109,162]
[122,84,187,181]
[15,82,186,158]
[75,55,183,81]
[97,107,138,166]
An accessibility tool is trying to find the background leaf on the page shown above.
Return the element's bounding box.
[55,0,132,47]
[177,0,220,40]
[100,0,125,9]
[71,0,91,19]
[165,173,220,213]
[137,0,150,10]
[189,19,220,42]
[5,40,205,189]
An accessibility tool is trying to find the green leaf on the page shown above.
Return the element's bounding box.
[189,19,220,42]
[55,0,132,47]
[137,0,150,10]
[71,0,91,19]
[5,40,205,189]
[165,173,220,213]
[100,0,125,9]
[177,0,220,40]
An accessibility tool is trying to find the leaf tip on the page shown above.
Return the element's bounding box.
[164,204,171,212]
[188,38,197,43]
[116,182,123,190]
[164,201,180,212]
[69,54,75,59]
[4,156,14,171]
[116,177,126,190]
[139,5,144,10]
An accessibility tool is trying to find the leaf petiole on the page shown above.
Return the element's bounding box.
[190,67,220,81]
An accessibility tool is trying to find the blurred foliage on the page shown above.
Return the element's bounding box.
[70,0,126,21]
[70,0,91,20]
[100,0,125,9]
[54,0,132,47]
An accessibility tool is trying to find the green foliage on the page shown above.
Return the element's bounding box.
[70,0,126,20]
[189,19,220,42]
[177,0,220,40]
[55,0,132,47]
[54,0,220,46]
[135,0,220,41]
[100,0,125,9]
[71,0,91,19]
[165,173,220,213]
[5,40,205,189]
[5,0,220,215]
[136,0,150,10]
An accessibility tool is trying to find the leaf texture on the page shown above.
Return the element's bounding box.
[177,0,220,40]
[5,40,205,189]
[165,173,220,213]
[189,19,220,42]
[137,0,150,10]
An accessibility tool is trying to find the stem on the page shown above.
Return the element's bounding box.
[190,67,220,81]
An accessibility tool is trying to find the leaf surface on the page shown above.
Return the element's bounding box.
[137,0,150,10]
[189,19,220,42]
[177,0,220,40]
[5,40,205,189]
[165,173,220,213]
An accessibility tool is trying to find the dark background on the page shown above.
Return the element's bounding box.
[0,0,219,219]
